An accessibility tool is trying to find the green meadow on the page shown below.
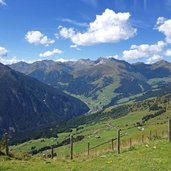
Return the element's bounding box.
[1,139,171,171]
[1,94,171,170]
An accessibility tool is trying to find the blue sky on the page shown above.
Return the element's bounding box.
[0,0,171,64]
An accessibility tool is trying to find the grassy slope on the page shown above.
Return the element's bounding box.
[65,81,120,111]
[67,80,171,111]
[11,95,171,157]
[1,139,171,171]
[3,94,170,171]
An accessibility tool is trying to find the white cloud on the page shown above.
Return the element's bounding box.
[0,57,46,65]
[70,44,77,48]
[156,17,171,43]
[0,46,43,65]
[146,55,162,64]
[59,27,75,39]
[39,49,63,58]
[156,17,166,25]
[0,56,18,65]
[0,0,6,6]
[58,9,136,46]
[165,49,171,56]
[25,31,55,46]
[123,41,166,60]
[0,46,18,65]
[70,44,81,51]
[55,58,77,63]
[55,58,71,62]
[0,46,7,57]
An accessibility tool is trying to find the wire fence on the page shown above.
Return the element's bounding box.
[47,123,170,160]
[1,119,171,160]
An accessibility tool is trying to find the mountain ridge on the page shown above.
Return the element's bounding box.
[0,63,89,139]
[10,58,171,110]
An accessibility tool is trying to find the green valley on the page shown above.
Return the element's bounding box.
[10,59,171,111]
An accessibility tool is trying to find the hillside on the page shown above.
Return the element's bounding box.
[10,59,171,110]
[1,94,171,171]
[9,93,171,155]
[0,139,171,171]
[0,63,89,142]
[1,1,171,170]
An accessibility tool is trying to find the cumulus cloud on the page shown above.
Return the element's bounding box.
[146,55,162,64]
[156,17,171,43]
[0,0,6,6]
[59,27,75,39]
[0,46,18,65]
[156,17,166,25]
[55,58,75,62]
[25,31,55,46]
[165,49,171,56]
[123,41,166,60]
[0,56,45,65]
[0,56,18,65]
[0,46,7,57]
[39,49,63,57]
[58,9,136,46]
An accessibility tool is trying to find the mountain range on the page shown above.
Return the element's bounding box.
[0,63,89,139]
[10,58,171,110]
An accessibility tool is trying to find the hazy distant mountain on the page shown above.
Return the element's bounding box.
[10,58,171,110]
[0,63,89,138]
[133,60,171,79]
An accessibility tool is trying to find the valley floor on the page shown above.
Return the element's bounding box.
[1,139,171,171]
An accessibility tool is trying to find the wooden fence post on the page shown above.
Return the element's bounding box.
[111,139,114,151]
[87,142,90,156]
[129,138,132,148]
[4,133,9,156]
[141,135,144,143]
[70,135,73,160]
[149,130,152,140]
[168,119,171,142]
[51,145,54,159]
[117,129,121,154]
